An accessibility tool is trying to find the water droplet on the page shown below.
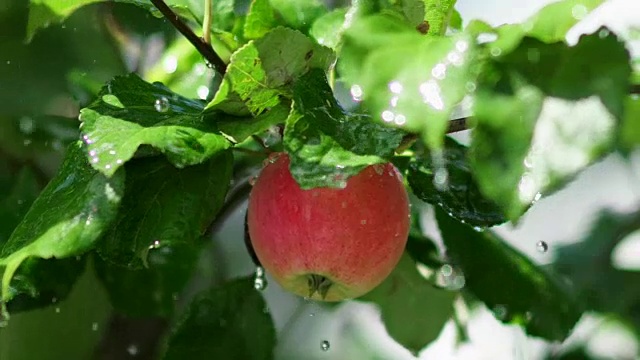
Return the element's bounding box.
[431,63,447,80]
[350,85,363,102]
[372,164,385,175]
[493,304,508,320]
[92,322,99,331]
[149,240,161,249]
[309,312,315,317]
[490,47,502,57]
[108,150,116,155]
[455,40,469,53]
[54,307,61,313]
[52,297,58,303]
[23,139,32,146]
[154,97,169,112]
[433,168,449,191]
[19,116,35,134]
[91,157,99,164]
[473,226,485,232]
[197,85,209,100]
[320,340,330,351]
[254,267,267,291]
[381,110,394,122]
[571,4,588,20]
[360,220,367,225]
[331,173,347,189]
[598,28,610,38]
[536,241,549,253]
[127,344,139,356]
[388,81,403,94]
[436,264,466,290]
[393,114,406,126]
[340,201,347,209]
[249,175,258,186]
[465,81,476,93]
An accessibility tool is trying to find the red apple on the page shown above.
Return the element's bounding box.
[247,153,410,301]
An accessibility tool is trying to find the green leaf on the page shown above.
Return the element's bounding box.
[407,136,506,227]
[80,73,231,177]
[6,257,86,313]
[424,0,456,35]
[471,31,631,220]
[207,27,334,116]
[481,0,605,57]
[309,8,347,49]
[162,277,276,360]
[0,167,85,314]
[284,69,405,188]
[97,151,232,268]
[359,253,456,354]
[0,142,125,302]
[436,208,583,341]
[619,95,640,150]
[339,14,475,151]
[269,0,327,31]
[216,103,291,143]
[0,167,41,244]
[553,210,640,332]
[244,0,280,40]
[26,0,199,42]
[94,243,198,317]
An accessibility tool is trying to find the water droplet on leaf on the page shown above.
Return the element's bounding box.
[154,97,170,112]
[254,267,267,291]
[127,344,139,356]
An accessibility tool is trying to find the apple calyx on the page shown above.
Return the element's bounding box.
[307,274,333,299]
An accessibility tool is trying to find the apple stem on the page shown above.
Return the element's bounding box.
[307,274,332,300]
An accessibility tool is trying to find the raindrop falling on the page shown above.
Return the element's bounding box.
[254,267,267,291]
[320,340,330,351]
[436,264,466,291]
[127,344,139,356]
[536,241,549,253]
[154,97,170,113]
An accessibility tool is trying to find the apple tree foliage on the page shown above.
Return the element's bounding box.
[1,0,639,358]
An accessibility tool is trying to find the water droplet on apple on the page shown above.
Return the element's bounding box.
[249,175,259,186]
[360,219,367,225]
[536,241,548,253]
[320,340,330,351]
[373,164,385,175]
[154,97,170,112]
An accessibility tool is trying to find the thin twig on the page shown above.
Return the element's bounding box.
[149,0,227,74]
[202,0,212,45]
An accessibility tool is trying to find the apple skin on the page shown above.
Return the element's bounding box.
[247,153,410,301]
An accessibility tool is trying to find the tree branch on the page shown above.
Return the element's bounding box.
[149,0,227,74]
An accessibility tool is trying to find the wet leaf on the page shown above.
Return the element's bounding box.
[553,210,640,333]
[471,31,631,220]
[284,69,404,189]
[436,209,584,341]
[215,103,291,144]
[80,73,230,177]
[206,27,334,116]
[359,253,456,354]
[340,14,475,151]
[423,0,455,35]
[407,136,506,227]
[619,95,640,150]
[97,151,232,268]
[309,9,347,50]
[0,142,125,302]
[162,277,276,360]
